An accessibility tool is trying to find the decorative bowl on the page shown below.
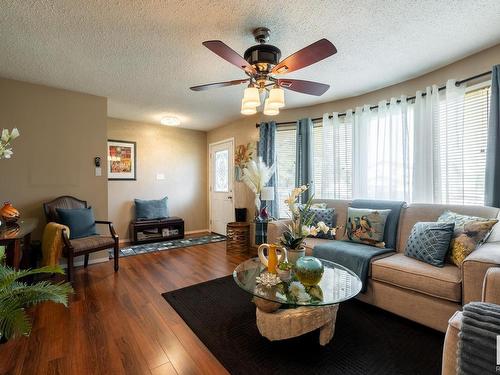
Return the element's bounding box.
[0,202,20,224]
[295,256,324,286]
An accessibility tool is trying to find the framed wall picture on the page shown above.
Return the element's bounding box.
[107,140,136,180]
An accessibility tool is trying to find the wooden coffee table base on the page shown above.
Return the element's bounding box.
[254,299,339,346]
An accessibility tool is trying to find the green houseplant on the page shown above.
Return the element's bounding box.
[279,185,332,264]
[0,246,73,342]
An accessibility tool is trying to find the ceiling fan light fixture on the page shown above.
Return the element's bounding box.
[242,86,261,107]
[263,99,279,116]
[268,87,285,108]
[241,99,257,115]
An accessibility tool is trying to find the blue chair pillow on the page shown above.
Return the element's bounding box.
[135,197,168,221]
[56,207,97,239]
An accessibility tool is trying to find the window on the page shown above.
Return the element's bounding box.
[214,149,229,192]
[435,84,490,205]
[276,126,296,217]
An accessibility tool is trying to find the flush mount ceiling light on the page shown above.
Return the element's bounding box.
[160,116,181,126]
[190,27,337,116]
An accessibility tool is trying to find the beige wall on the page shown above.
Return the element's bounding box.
[0,77,108,260]
[107,118,208,240]
[208,43,500,215]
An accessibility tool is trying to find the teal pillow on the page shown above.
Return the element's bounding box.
[344,207,391,248]
[404,222,455,267]
[56,207,97,239]
[135,197,168,220]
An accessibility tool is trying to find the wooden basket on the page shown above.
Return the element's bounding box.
[226,222,250,254]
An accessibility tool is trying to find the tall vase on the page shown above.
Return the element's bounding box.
[286,246,306,266]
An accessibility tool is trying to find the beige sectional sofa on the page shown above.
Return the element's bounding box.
[267,199,500,332]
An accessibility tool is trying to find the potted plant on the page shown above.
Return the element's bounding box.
[279,185,331,264]
[276,260,293,282]
[0,246,73,343]
[0,128,20,160]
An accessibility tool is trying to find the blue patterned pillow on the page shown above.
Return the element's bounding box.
[299,205,336,239]
[404,222,455,267]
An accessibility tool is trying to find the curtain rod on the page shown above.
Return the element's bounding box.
[255,70,492,128]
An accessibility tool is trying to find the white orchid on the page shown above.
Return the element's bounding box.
[317,221,329,234]
[0,128,20,160]
[241,157,275,215]
[297,291,311,303]
[289,281,306,295]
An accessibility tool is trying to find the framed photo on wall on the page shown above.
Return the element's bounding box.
[107,140,136,180]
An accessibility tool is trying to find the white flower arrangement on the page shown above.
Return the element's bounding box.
[0,128,20,159]
[289,281,311,303]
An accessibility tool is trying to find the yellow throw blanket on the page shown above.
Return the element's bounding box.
[41,222,70,266]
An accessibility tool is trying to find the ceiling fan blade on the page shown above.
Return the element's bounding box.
[190,79,250,91]
[277,79,330,96]
[272,39,337,74]
[202,40,256,75]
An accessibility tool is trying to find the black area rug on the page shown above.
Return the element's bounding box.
[163,276,444,375]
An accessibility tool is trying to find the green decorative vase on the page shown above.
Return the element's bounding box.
[295,256,324,286]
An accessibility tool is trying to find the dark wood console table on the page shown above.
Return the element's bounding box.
[130,217,184,244]
[0,218,38,270]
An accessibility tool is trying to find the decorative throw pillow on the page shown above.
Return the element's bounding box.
[135,197,169,221]
[306,207,336,239]
[56,207,97,239]
[310,203,328,209]
[404,222,455,267]
[437,211,498,267]
[344,208,391,248]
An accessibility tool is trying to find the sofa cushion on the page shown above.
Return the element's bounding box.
[313,240,394,292]
[301,206,336,239]
[371,253,462,302]
[350,199,406,249]
[437,210,498,267]
[404,222,455,267]
[344,207,390,248]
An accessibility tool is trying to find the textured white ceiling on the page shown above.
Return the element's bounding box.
[1,1,500,130]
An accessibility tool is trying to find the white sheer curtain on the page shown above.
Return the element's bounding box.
[352,98,410,201]
[321,111,353,199]
[412,85,440,203]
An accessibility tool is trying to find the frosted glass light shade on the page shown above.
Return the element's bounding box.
[242,87,261,107]
[263,99,279,116]
[241,99,257,115]
[261,186,275,201]
[268,87,285,108]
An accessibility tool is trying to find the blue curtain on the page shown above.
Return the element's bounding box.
[296,118,314,202]
[258,121,279,218]
[485,65,500,208]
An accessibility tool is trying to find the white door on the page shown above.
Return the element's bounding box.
[209,139,235,235]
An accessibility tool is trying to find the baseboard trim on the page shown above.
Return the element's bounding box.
[186,229,210,234]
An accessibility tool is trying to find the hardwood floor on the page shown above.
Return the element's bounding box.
[0,238,250,375]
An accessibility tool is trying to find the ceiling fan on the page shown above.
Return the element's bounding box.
[189,27,337,115]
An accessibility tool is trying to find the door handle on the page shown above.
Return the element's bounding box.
[228,196,233,199]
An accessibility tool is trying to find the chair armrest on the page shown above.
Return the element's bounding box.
[61,228,73,249]
[95,220,119,241]
[482,267,500,304]
[462,242,500,304]
[267,220,292,244]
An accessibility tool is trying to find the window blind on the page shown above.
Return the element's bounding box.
[435,85,490,205]
[276,126,297,218]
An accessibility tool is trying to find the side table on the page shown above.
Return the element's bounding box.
[226,222,250,254]
[0,218,38,270]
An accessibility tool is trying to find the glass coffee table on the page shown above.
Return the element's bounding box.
[233,257,362,345]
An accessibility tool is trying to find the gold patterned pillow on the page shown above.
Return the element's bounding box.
[437,211,498,267]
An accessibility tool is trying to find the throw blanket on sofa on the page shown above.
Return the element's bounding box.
[313,240,394,292]
[458,302,500,375]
